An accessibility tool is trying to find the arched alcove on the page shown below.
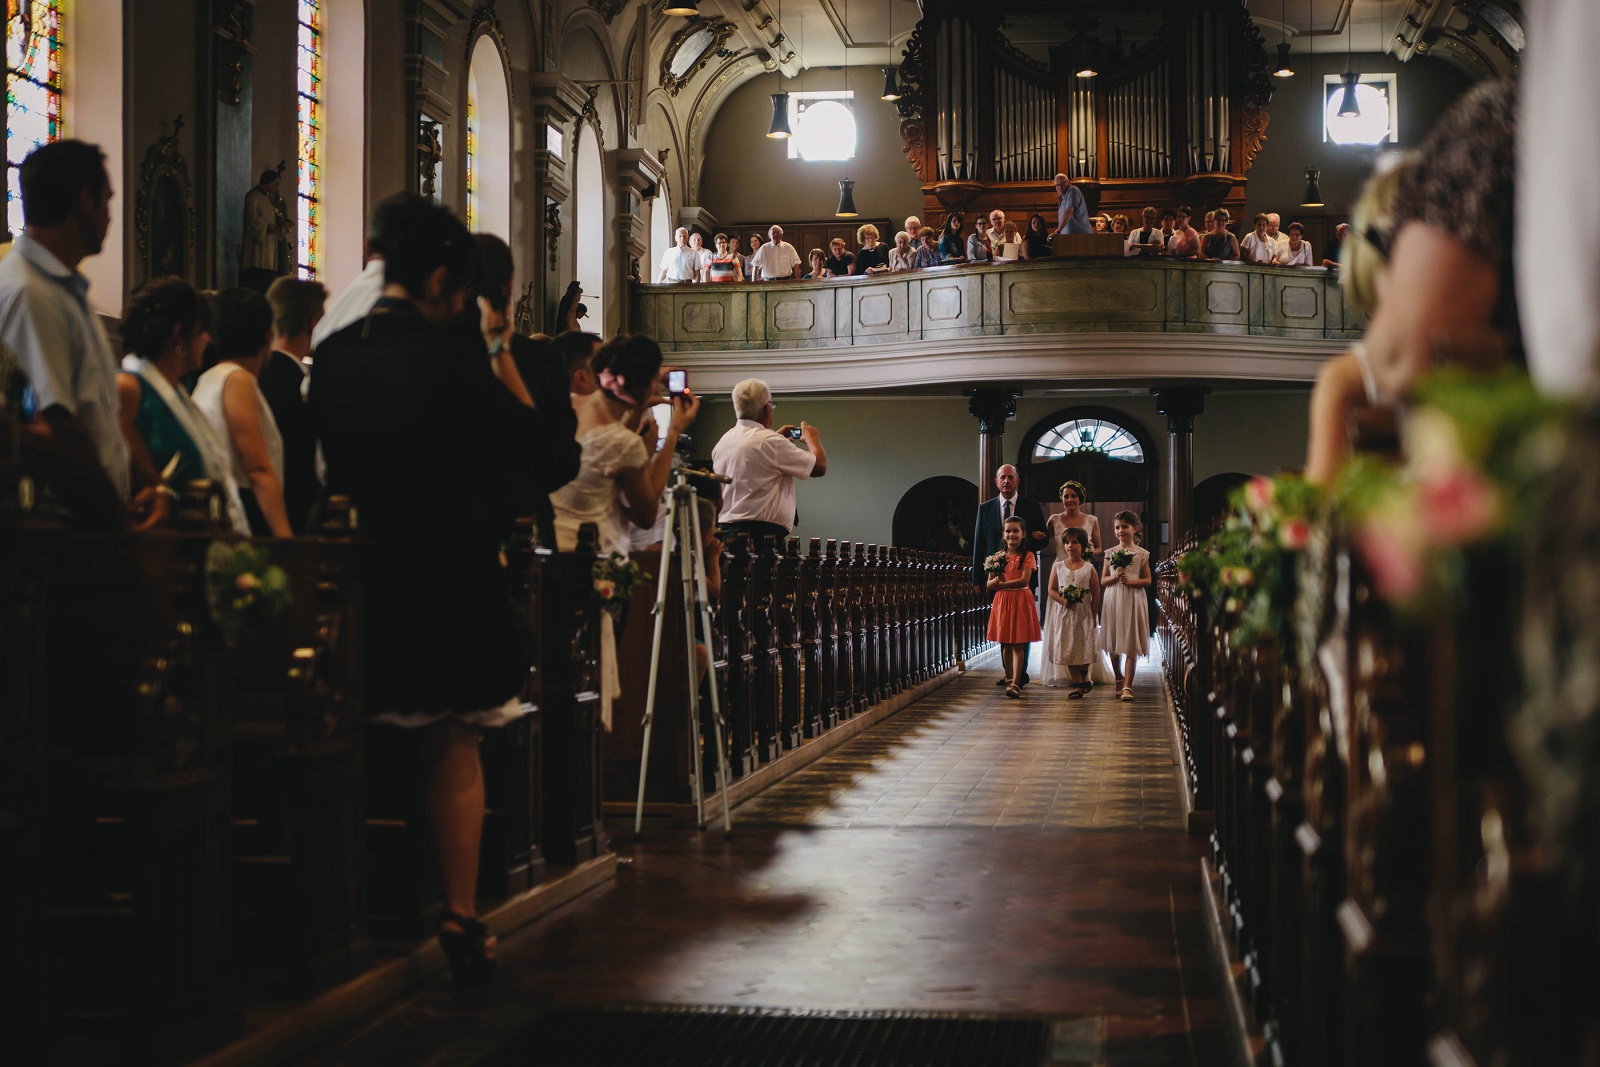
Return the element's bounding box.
[318,0,366,300]
[892,476,980,554]
[466,34,511,241]
[573,123,607,335]
[649,180,673,282]
[1018,406,1158,547]
[1195,472,1252,534]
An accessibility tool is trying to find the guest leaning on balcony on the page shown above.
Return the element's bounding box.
[1126,207,1164,257]
[1275,222,1315,267]
[1239,213,1277,264]
[801,248,829,280]
[889,230,916,272]
[824,237,855,277]
[751,224,802,281]
[704,233,744,283]
[968,215,994,263]
[657,226,698,283]
[1200,209,1241,262]
[911,229,941,269]
[995,222,1023,261]
[743,233,764,283]
[1021,213,1054,260]
[939,213,968,263]
[854,224,891,275]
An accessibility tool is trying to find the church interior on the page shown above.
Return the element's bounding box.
[5,0,1594,1064]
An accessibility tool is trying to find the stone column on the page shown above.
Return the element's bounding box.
[1153,388,1207,557]
[965,389,1021,501]
[523,73,588,332]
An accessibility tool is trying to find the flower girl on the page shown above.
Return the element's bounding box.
[1043,526,1102,697]
[985,516,1043,698]
[1101,511,1152,702]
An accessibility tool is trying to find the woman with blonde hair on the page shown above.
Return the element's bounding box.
[854,222,891,275]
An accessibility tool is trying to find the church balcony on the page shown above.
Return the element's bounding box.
[632,258,1362,395]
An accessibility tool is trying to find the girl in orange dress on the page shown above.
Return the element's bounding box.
[986,516,1043,698]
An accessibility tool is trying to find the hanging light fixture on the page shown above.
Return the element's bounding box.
[662,0,699,16]
[837,0,858,216]
[1301,166,1324,207]
[767,0,791,137]
[1274,0,1294,76]
[1075,44,1097,78]
[881,67,901,101]
[1338,0,1360,117]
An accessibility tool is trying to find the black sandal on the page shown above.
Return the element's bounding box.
[438,908,498,987]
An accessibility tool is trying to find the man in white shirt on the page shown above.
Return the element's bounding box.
[1265,212,1290,257]
[712,377,827,542]
[658,226,699,283]
[0,139,132,513]
[750,225,802,281]
[1239,213,1278,264]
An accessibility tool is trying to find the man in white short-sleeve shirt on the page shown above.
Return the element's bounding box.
[750,225,802,281]
[713,377,828,542]
[658,226,699,283]
[0,139,131,505]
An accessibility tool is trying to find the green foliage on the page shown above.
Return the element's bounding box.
[205,541,292,648]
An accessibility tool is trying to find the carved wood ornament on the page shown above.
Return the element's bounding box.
[659,16,739,97]
[214,0,255,107]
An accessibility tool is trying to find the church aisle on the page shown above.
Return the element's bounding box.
[299,652,1222,1066]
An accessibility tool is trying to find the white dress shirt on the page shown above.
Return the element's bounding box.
[751,240,802,280]
[0,234,130,499]
[658,245,699,282]
[1239,232,1277,264]
[712,418,818,530]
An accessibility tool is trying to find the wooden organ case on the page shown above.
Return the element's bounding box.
[893,0,1277,227]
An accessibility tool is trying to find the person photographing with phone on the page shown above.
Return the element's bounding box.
[711,377,827,545]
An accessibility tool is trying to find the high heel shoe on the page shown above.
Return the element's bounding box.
[438,908,498,987]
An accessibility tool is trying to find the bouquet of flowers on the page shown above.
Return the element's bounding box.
[593,553,651,623]
[1060,583,1087,606]
[205,541,292,647]
[983,549,1009,576]
[1108,548,1134,571]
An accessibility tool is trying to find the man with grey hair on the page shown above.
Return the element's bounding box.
[712,377,827,543]
[1265,211,1290,257]
[1053,173,1092,235]
[658,226,699,283]
[750,225,802,281]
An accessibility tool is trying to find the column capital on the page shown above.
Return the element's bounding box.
[1152,387,1208,434]
[964,388,1021,435]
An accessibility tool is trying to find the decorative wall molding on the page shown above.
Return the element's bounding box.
[659,16,738,97]
[587,0,627,25]
[685,51,757,203]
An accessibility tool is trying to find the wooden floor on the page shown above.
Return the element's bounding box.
[302,646,1224,1066]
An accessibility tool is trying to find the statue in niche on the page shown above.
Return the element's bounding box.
[241,165,287,293]
[418,118,443,201]
[135,115,197,286]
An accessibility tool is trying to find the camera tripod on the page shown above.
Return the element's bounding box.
[633,466,735,838]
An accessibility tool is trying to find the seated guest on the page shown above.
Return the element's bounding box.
[1322,222,1350,269]
[1202,210,1216,234]
[1112,214,1129,235]
[1157,208,1178,252]
[988,208,1007,240]
[115,278,235,523]
[1199,208,1240,261]
[657,226,698,283]
[1266,212,1290,257]
[853,224,891,275]
[1167,207,1200,258]
[751,224,802,281]
[704,232,745,283]
[193,288,294,537]
[910,229,941,269]
[1126,206,1164,256]
[1021,213,1054,259]
[262,277,326,533]
[1091,214,1109,233]
[801,247,829,279]
[995,222,1024,261]
[743,233,764,283]
[889,230,916,272]
[310,194,558,986]
[1239,213,1277,264]
[824,237,855,277]
[939,213,968,263]
[1275,222,1315,267]
[968,215,994,263]
[904,215,923,246]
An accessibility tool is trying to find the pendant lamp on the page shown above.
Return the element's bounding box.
[1273,0,1294,76]
[1338,3,1360,117]
[1300,167,1324,207]
[881,67,901,101]
[663,0,698,16]
[836,179,858,217]
[767,0,791,137]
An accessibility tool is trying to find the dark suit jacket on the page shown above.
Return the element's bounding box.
[259,351,318,533]
[971,494,1049,588]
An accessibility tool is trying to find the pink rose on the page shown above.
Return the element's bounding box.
[1416,467,1499,546]
[1354,522,1425,603]
[1278,517,1312,551]
[594,579,617,600]
[1244,476,1275,513]
[235,573,258,591]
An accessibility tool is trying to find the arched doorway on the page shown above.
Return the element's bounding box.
[573,123,607,335]
[892,476,980,555]
[466,34,511,241]
[1195,472,1251,534]
[649,182,672,284]
[1018,406,1158,548]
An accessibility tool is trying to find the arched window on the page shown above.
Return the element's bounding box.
[6,1,63,239]
[573,122,606,331]
[1031,415,1146,463]
[295,0,321,277]
[649,181,672,281]
[465,36,510,239]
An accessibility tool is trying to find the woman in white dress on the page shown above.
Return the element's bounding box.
[1047,479,1101,567]
[1100,510,1152,702]
[1042,526,1101,694]
[191,288,293,537]
[550,334,699,727]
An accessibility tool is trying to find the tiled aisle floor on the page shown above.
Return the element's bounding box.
[303,647,1222,1066]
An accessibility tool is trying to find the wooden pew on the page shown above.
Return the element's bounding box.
[776,537,805,750]
[539,524,607,865]
[747,536,784,763]
[719,534,759,776]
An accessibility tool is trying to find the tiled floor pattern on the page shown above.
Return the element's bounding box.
[301,646,1220,1066]
[735,646,1186,832]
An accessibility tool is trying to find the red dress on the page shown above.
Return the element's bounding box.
[986,551,1043,643]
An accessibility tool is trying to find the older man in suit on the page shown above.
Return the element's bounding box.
[972,464,1049,685]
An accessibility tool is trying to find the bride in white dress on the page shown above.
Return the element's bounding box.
[550,335,699,726]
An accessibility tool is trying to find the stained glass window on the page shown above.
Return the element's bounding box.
[295,0,321,277]
[465,85,476,230]
[6,0,63,238]
[1032,417,1145,463]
